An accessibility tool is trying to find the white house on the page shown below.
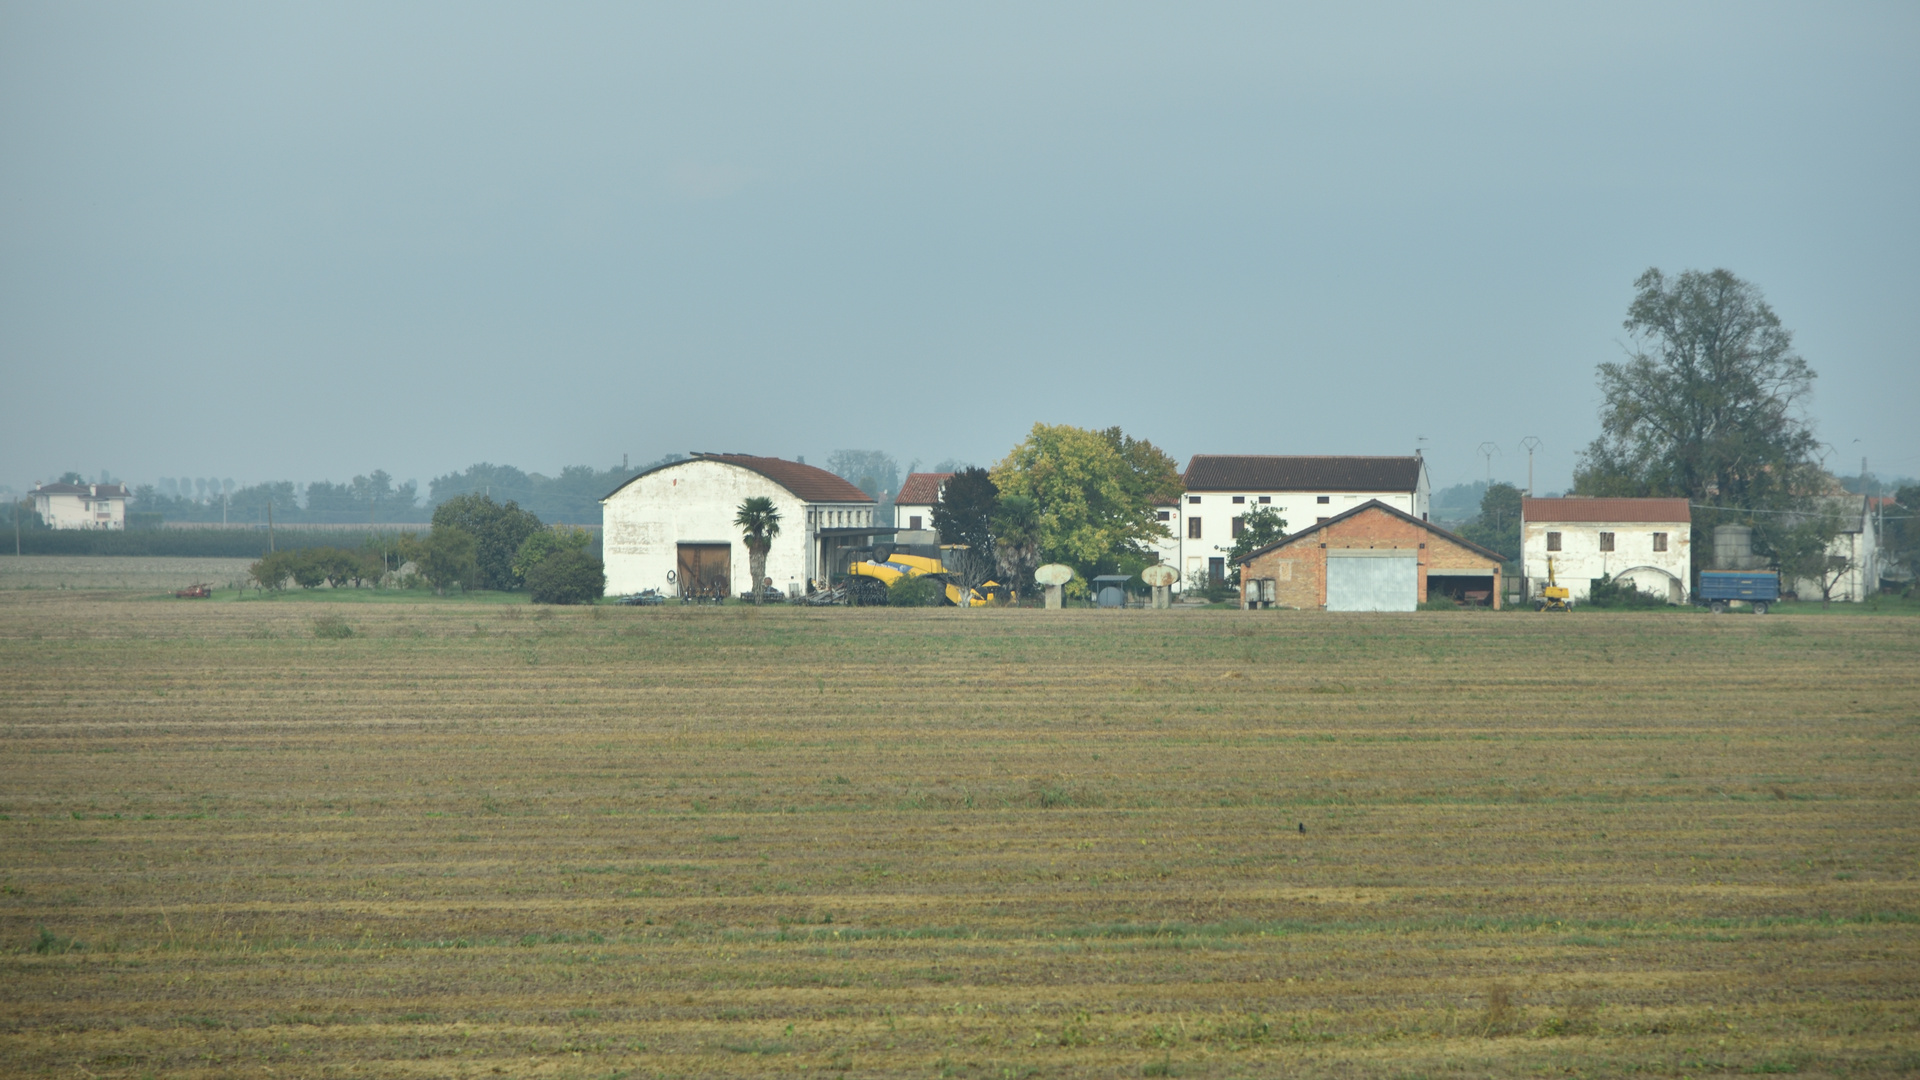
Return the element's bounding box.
[1521,497,1692,603]
[600,453,876,598]
[892,472,950,544]
[31,482,130,530]
[1785,494,1880,603]
[1175,455,1431,586]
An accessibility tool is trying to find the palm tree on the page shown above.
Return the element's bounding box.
[734,497,782,604]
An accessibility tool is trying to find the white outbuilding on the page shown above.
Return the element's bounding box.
[1521,497,1692,603]
[600,453,877,599]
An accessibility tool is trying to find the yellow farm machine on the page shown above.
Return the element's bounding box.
[1533,556,1572,612]
[845,551,997,606]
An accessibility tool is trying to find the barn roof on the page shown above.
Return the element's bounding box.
[895,472,951,505]
[601,453,874,504]
[1521,497,1690,524]
[1231,499,1505,565]
[1183,455,1424,492]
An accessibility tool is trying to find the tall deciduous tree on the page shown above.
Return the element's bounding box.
[1460,482,1522,562]
[931,468,998,553]
[990,495,1042,599]
[734,497,781,604]
[989,423,1180,573]
[1576,268,1819,508]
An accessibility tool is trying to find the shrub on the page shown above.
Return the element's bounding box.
[527,548,606,605]
[1585,572,1666,609]
[311,615,354,639]
[887,574,945,607]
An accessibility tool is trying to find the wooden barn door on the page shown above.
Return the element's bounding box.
[676,544,732,599]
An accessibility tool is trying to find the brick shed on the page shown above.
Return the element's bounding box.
[1233,499,1505,611]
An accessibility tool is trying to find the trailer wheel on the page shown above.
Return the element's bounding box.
[1709,600,1728,614]
[1753,601,1769,615]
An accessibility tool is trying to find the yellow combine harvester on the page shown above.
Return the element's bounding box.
[1533,555,1572,612]
[846,552,995,606]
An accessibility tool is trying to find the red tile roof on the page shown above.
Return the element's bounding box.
[894,472,951,505]
[1183,455,1423,492]
[1522,497,1690,524]
[1232,499,1505,565]
[603,454,874,504]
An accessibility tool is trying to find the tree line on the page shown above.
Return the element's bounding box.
[246,494,605,604]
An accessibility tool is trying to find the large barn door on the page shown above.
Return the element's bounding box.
[1326,552,1417,612]
[676,544,732,600]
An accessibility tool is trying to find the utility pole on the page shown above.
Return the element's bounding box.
[1520,436,1542,497]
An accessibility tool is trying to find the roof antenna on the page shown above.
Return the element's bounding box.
[1415,435,1428,458]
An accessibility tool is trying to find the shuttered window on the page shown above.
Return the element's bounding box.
[1652,532,1668,552]
[1547,532,1562,551]
[1599,531,1615,552]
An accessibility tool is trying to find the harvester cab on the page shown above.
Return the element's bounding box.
[1533,556,1572,613]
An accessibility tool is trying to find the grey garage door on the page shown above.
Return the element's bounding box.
[1326,552,1417,612]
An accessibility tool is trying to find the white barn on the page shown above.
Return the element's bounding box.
[31,482,130,530]
[1521,497,1692,603]
[1175,455,1431,587]
[601,454,876,599]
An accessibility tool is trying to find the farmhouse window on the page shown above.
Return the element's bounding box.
[1187,496,1200,504]
[1547,531,1562,551]
[1652,532,1668,552]
[1208,557,1225,583]
[1188,517,1203,539]
[1232,496,1245,504]
[1157,510,1171,521]
[1599,531,1615,552]
[909,516,922,530]
[1231,516,1245,538]
[1317,496,1331,504]
[1258,496,1271,504]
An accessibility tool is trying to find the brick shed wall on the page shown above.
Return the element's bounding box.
[1239,505,1501,610]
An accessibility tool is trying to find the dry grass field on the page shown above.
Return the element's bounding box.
[2,594,1916,1078]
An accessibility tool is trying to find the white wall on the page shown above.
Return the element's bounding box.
[894,503,935,534]
[35,491,126,530]
[601,460,870,597]
[1521,520,1691,602]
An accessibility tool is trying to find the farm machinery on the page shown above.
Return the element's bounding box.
[844,551,997,606]
[1532,557,1571,612]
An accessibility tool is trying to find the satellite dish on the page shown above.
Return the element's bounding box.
[1139,564,1179,587]
[1034,564,1073,586]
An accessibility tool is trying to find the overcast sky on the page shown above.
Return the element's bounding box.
[4,3,1916,500]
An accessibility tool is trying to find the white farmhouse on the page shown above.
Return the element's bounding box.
[31,481,130,530]
[1175,455,1430,587]
[601,453,876,599]
[891,472,950,543]
[1521,497,1692,603]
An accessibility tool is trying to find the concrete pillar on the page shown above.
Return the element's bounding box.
[1045,584,1063,609]
[1152,584,1170,609]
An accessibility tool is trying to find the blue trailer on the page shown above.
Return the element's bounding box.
[1697,570,1780,615]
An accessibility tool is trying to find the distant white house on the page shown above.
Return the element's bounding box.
[1175,455,1431,587]
[600,453,878,598]
[891,472,950,544]
[31,482,130,530]
[1521,497,1692,603]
